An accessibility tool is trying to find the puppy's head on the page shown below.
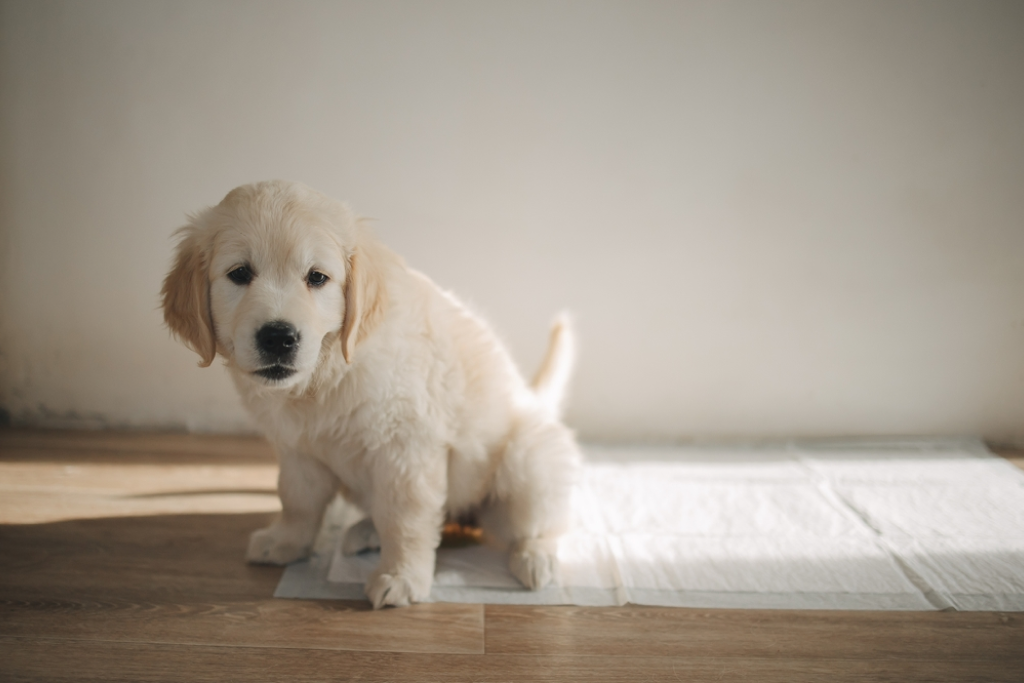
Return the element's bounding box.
[161,180,387,389]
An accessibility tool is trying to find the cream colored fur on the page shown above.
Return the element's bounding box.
[161,180,581,608]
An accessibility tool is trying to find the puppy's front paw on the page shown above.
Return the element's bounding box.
[366,565,434,610]
[246,525,310,565]
[342,518,381,556]
[365,573,414,609]
[509,539,558,590]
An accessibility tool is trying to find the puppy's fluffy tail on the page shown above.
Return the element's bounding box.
[530,313,576,418]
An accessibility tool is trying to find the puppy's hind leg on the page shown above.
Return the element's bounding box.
[342,517,380,556]
[485,415,581,590]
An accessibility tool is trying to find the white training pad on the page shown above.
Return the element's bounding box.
[274,438,1024,610]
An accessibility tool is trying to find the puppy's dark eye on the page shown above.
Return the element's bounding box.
[307,270,329,287]
[227,265,254,285]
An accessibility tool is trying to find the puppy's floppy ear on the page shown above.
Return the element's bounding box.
[340,237,389,364]
[161,226,217,367]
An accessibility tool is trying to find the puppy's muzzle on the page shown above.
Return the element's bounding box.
[255,321,300,380]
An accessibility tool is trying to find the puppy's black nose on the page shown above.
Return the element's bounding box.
[256,321,300,361]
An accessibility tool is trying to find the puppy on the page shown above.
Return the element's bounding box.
[161,180,581,608]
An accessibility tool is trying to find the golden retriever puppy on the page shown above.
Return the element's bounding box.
[161,180,581,608]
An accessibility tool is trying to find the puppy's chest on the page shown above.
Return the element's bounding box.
[257,390,383,481]
[270,404,373,494]
[268,396,366,454]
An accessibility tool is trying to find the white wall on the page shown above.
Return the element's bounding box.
[1,0,1022,441]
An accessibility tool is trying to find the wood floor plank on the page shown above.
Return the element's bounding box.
[485,604,1024,660]
[0,458,277,493]
[0,429,274,463]
[0,597,484,655]
[2,637,1021,683]
[0,489,281,524]
[0,511,484,655]
[0,454,280,524]
[0,512,283,595]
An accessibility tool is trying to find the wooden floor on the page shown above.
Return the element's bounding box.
[1,429,1021,682]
